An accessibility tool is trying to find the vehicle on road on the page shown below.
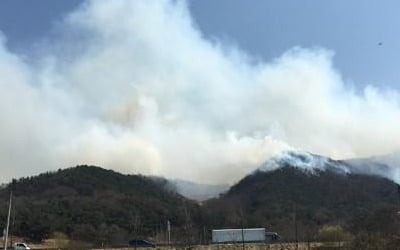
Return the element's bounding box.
[128,239,156,247]
[212,228,281,244]
[265,232,281,242]
[14,242,30,250]
[212,228,266,243]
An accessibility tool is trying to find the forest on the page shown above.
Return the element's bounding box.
[0,165,399,249]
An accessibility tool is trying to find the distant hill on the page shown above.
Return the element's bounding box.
[204,153,399,240]
[169,179,229,201]
[0,166,201,244]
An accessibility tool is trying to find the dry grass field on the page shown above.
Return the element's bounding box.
[93,242,331,250]
[1,239,345,250]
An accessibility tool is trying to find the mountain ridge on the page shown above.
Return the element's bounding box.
[0,165,202,243]
[1,154,400,244]
[204,158,399,240]
[257,150,400,185]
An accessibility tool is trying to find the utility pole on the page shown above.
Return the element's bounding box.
[203,226,206,245]
[4,192,12,250]
[167,220,171,246]
[241,227,245,250]
[10,198,15,248]
[133,213,139,250]
[294,205,298,250]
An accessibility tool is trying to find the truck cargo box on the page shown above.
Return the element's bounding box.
[212,228,266,243]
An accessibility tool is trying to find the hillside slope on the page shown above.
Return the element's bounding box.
[1,156,399,245]
[204,163,399,240]
[0,166,201,243]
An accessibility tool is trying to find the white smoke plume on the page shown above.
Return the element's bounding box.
[1,0,400,184]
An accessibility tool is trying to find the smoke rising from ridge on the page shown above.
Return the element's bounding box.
[1,0,400,184]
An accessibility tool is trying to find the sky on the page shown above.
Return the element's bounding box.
[0,0,399,184]
[1,0,400,90]
[190,0,400,91]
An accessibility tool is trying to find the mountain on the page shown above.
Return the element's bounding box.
[1,152,399,245]
[170,150,400,202]
[204,151,400,240]
[258,150,400,183]
[0,166,201,244]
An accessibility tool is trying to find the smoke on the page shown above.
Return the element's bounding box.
[1,0,400,184]
[259,150,351,174]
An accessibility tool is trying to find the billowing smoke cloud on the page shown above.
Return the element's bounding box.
[1,0,400,184]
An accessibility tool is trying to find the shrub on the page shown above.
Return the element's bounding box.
[318,224,352,246]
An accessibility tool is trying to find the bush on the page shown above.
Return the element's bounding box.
[50,232,70,248]
[318,224,352,246]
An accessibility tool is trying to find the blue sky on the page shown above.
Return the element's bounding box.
[190,0,400,90]
[0,0,399,90]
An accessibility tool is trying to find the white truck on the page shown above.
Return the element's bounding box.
[212,228,266,243]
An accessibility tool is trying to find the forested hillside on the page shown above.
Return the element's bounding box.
[0,166,202,244]
[204,166,399,240]
[1,165,399,247]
